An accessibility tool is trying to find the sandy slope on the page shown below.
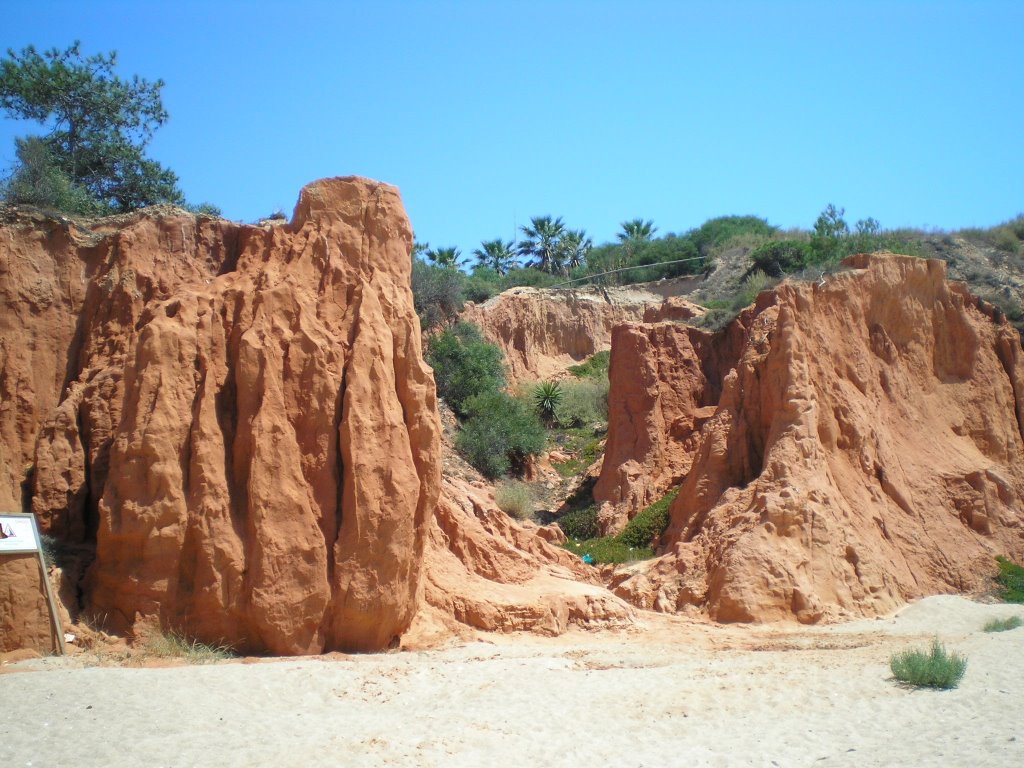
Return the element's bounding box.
[2,596,1022,768]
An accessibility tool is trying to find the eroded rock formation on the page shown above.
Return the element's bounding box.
[418,478,634,636]
[2,178,442,653]
[462,285,702,384]
[608,255,1024,621]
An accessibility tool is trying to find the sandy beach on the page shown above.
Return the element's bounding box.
[2,595,1021,768]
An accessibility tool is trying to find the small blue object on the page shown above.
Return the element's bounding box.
[582,554,595,565]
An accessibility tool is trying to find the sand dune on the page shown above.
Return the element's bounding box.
[2,595,1022,767]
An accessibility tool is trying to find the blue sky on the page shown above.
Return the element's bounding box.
[1,1,1021,253]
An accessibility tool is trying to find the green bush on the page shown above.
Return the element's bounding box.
[558,488,678,563]
[456,390,546,478]
[426,322,505,415]
[750,239,814,276]
[494,480,534,520]
[995,556,1024,602]
[567,350,610,380]
[557,505,600,539]
[983,616,1023,633]
[618,488,680,548]
[889,638,967,689]
[2,137,103,215]
[412,260,465,331]
[554,378,608,427]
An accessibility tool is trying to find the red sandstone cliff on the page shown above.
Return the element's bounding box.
[462,285,702,384]
[605,255,1024,621]
[1,178,442,653]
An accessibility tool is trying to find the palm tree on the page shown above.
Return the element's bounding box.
[617,218,657,243]
[558,229,592,274]
[472,239,517,275]
[518,215,567,274]
[425,246,462,268]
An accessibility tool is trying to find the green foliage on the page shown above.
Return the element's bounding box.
[533,380,563,424]
[559,488,678,563]
[425,245,462,268]
[618,488,680,548]
[750,239,814,276]
[983,616,1023,633]
[889,638,967,689]
[472,239,518,275]
[568,350,611,380]
[412,260,465,331]
[0,41,184,213]
[733,269,771,309]
[499,265,563,289]
[519,215,568,274]
[618,218,657,243]
[494,479,535,520]
[553,378,608,428]
[557,505,600,539]
[184,201,222,217]
[995,556,1024,603]
[2,136,102,214]
[426,322,505,415]
[455,390,546,478]
[563,536,654,564]
[690,215,778,266]
[547,426,605,477]
[463,266,500,304]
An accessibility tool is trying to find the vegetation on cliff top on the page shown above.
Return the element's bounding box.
[0,41,216,215]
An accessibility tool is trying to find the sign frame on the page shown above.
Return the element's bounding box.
[0,513,66,655]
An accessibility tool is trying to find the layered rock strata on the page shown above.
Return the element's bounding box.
[606,255,1024,622]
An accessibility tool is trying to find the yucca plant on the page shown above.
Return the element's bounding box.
[533,380,563,425]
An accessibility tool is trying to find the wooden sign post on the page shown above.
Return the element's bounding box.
[0,513,66,655]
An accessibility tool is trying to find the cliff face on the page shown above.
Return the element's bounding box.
[607,255,1024,621]
[1,178,442,653]
[462,285,702,384]
[593,320,746,532]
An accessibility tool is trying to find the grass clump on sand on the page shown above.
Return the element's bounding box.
[994,556,1024,602]
[146,631,234,664]
[889,638,967,689]
[494,480,534,520]
[983,616,1023,633]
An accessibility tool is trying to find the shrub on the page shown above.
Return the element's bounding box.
[557,505,600,539]
[567,350,610,380]
[750,239,814,276]
[427,322,505,415]
[618,488,680,548]
[889,638,967,689]
[2,137,103,215]
[456,390,546,478]
[554,378,608,427]
[412,260,465,331]
[995,556,1024,602]
[494,480,534,520]
[983,616,1023,633]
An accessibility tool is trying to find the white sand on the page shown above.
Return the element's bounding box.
[2,595,1022,767]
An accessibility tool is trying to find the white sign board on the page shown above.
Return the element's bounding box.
[0,513,41,554]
